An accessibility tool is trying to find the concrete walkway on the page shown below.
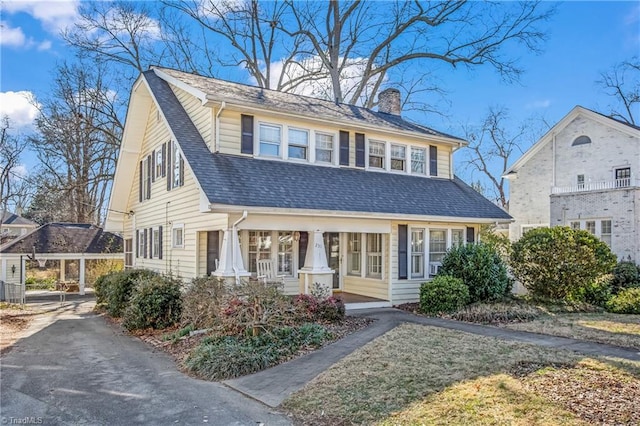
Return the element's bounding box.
[224,307,640,408]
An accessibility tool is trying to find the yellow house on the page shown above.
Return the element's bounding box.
[105,67,511,308]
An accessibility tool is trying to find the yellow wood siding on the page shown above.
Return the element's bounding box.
[219,111,242,154]
[170,85,213,151]
[123,102,229,281]
[343,275,388,300]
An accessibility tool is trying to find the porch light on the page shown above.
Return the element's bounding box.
[11,265,16,276]
[293,231,300,242]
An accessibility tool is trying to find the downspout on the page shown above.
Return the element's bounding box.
[232,210,248,283]
[215,101,226,153]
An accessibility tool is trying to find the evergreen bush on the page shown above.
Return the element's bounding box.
[419,275,469,314]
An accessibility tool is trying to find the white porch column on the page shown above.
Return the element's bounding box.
[79,258,86,295]
[212,228,250,280]
[298,230,334,295]
[59,259,66,282]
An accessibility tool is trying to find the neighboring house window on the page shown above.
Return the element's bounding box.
[259,123,281,157]
[278,232,293,275]
[615,167,631,187]
[410,228,424,279]
[585,221,596,234]
[411,147,426,174]
[369,141,385,169]
[288,128,308,160]
[172,224,184,248]
[452,229,465,247]
[429,230,446,276]
[570,221,580,230]
[152,228,160,258]
[248,230,272,273]
[601,220,612,247]
[347,233,361,275]
[572,135,591,146]
[155,149,164,178]
[577,174,585,189]
[173,146,184,188]
[125,239,133,268]
[20,228,28,235]
[315,132,334,163]
[390,144,406,171]
[366,233,382,278]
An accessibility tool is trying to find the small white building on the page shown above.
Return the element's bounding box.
[505,106,640,262]
[0,212,38,245]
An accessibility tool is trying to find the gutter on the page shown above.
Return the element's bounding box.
[231,210,247,283]
[215,101,226,153]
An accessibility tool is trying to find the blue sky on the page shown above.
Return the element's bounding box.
[1,1,639,178]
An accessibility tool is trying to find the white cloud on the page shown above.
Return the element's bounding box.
[1,0,80,33]
[0,91,40,129]
[37,40,52,50]
[0,21,26,47]
[525,99,551,109]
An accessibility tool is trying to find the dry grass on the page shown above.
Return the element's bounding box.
[0,303,35,353]
[502,312,640,350]
[283,323,640,425]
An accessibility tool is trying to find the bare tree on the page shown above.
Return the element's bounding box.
[597,57,639,125]
[462,107,546,209]
[0,116,31,226]
[28,62,123,225]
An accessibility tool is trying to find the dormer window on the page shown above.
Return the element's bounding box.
[315,132,334,163]
[288,128,308,160]
[572,135,591,146]
[259,124,281,157]
[369,141,385,169]
[390,144,406,171]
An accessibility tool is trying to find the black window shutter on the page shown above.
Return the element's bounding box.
[398,225,408,279]
[138,161,143,202]
[146,155,152,198]
[143,228,148,258]
[466,227,475,243]
[179,154,185,186]
[151,150,156,182]
[355,133,365,167]
[241,114,254,154]
[158,225,163,260]
[161,143,166,177]
[298,232,308,269]
[339,130,349,166]
[135,230,139,257]
[149,228,153,258]
[166,141,172,191]
[429,145,438,176]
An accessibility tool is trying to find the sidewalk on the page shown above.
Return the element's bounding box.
[224,307,640,408]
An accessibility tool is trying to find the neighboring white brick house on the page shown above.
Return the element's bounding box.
[505,106,640,262]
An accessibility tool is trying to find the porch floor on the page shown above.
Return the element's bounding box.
[333,291,392,310]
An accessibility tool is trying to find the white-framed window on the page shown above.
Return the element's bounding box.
[369,141,385,169]
[172,224,184,248]
[315,132,334,163]
[585,221,596,234]
[601,220,612,247]
[288,128,308,160]
[259,123,281,157]
[277,231,293,275]
[390,144,406,171]
[173,146,184,188]
[152,228,160,258]
[410,228,424,279]
[452,229,465,247]
[577,174,585,189]
[137,230,145,257]
[347,232,361,275]
[429,229,446,276]
[125,239,133,268]
[366,233,382,278]
[142,156,151,200]
[570,221,580,230]
[411,147,426,174]
[155,149,163,179]
[248,230,272,273]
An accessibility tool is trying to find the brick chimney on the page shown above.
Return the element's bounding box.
[378,88,401,115]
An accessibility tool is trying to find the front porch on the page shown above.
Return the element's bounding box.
[336,291,392,310]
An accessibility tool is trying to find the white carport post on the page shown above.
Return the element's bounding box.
[59,259,66,282]
[79,257,86,295]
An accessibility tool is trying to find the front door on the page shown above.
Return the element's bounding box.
[324,232,340,289]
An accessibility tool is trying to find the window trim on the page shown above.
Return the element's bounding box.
[365,233,383,279]
[410,227,425,279]
[390,144,407,172]
[172,224,185,249]
[155,149,164,179]
[368,140,386,169]
[286,127,309,161]
[152,227,160,258]
[258,122,282,158]
[347,232,362,276]
[411,146,426,175]
[314,131,335,164]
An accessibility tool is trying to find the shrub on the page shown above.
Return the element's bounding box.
[122,274,182,330]
[612,260,640,294]
[185,323,330,380]
[439,243,512,303]
[317,296,346,322]
[95,269,159,317]
[292,293,345,323]
[606,288,640,314]
[510,227,617,301]
[576,274,613,307]
[420,275,469,314]
[447,301,542,324]
[181,276,228,329]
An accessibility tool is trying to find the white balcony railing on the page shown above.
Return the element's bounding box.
[551,178,636,194]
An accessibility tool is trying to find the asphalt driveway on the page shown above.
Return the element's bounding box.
[0,296,290,425]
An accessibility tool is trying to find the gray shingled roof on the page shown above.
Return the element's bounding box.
[0,223,123,254]
[144,69,510,221]
[1,212,37,226]
[154,67,464,141]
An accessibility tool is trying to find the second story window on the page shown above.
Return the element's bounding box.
[315,132,334,163]
[369,141,385,169]
[411,147,425,174]
[390,144,406,171]
[259,124,281,157]
[288,128,308,160]
[173,147,184,188]
[577,174,585,189]
[615,167,630,187]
